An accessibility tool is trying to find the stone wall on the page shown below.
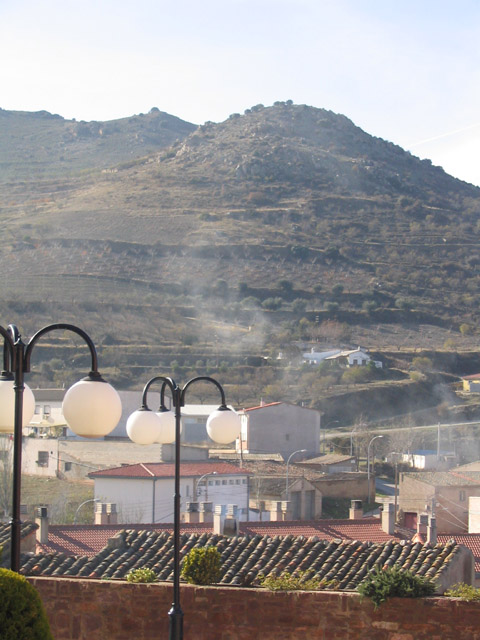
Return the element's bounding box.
[28,577,480,640]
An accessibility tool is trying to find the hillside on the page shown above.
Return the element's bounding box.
[1,101,480,412]
[0,107,196,179]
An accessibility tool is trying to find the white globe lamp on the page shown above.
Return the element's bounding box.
[206,408,241,444]
[0,377,35,433]
[62,378,122,438]
[155,409,177,444]
[126,409,163,445]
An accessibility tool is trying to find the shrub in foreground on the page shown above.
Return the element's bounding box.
[181,546,221,585]
[0,568,53,640]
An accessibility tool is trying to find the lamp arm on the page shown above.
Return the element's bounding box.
[141,376,176,410]
[180,376,227,407]
[23,323,100,374]
[0,326,16,372]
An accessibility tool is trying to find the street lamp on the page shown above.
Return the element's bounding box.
[0,323,122,572]
[367,435,384,504]
[195,471,218,500]
[126,374,241,640]
[285,449,307,501]
[73,498,100,525]
[321,420,338,453]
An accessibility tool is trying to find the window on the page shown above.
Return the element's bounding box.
[229,479,234,485]
[64,462,72,472]
[43,405,51,416]
[215,480,220,486]
[459,490,466,502]
[222,480,227,485]
[208,480,213,486]
[285,434,290,441]
[235,479,240,485]
[242,479,247,484]
[37,451,49,467]
[186,485,190,497]
[35,405,41,415]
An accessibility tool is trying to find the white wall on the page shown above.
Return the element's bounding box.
[93,474,250,524]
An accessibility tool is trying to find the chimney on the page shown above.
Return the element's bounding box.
[95,502,118,525]
[269,501,292,521]
[381,502,395,535]
[199,502,213,523]
[417,513,429,537]
[213,504,239,536]
[184,502,199,524]
[427,515,437,544]
[223,504,239,536]
[35,506,49,544]
[213,504,227,534]
[349,500,363,520]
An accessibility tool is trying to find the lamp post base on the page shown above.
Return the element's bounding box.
[168,604,184,640]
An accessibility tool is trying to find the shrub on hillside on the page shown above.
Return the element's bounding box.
[0,568,53,640]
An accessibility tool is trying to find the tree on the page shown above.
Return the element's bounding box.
[262,297,283,311]
[412,356,433,373]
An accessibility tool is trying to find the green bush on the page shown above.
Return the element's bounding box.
[181,546,221,585]
[358,566,436,608]
[0,568,53,640]
[126,567,157,583]
[445,583,480,601]
[259,571,331,591]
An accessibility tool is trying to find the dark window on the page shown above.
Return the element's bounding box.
[37,451,49,467]
[64,462,72,472]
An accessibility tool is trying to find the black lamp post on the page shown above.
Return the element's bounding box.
[0,323,122,572]
[126,375,241,640]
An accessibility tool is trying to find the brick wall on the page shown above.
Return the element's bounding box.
[28,577,480,640]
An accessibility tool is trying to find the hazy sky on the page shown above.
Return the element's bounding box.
[2,0,480,185]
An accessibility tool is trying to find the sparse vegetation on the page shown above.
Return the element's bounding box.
[259,571,332,591]
[126,568,157,583]
[444,583,480,601]
[358,566,436,608]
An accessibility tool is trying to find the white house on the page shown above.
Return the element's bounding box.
[89,461,251,524]
[302,348,342,365]
[401,449,457,470]
[237,402,321,459]
[19,438,208,479]
[27,389,67,436]
[325,347,383,368]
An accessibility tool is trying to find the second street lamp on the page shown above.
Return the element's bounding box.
[367,435,384,504]
[126,374,241,640]
[285,449,307,501]
[0,323,122,572]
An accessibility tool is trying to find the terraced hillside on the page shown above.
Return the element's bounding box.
[1,102,480,407]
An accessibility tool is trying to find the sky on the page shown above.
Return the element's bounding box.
[1,0,480,185]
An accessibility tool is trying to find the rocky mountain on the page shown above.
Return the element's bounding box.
[0,102,479,393]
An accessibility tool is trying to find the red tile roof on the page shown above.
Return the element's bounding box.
[37,517,404,557]
[239,518,406,543]
[242,402,282,412]
[438,534,480,573]
[89,461,250,479]
[37,523,213,556]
